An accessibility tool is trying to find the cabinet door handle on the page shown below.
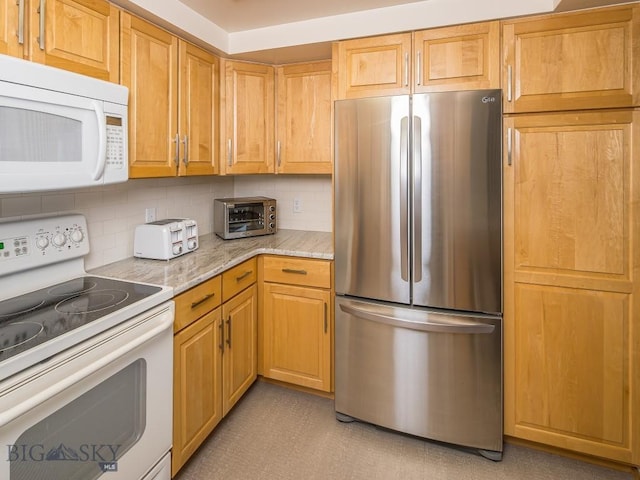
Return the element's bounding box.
[226,317,232,348]
[507,65,513,103]
[507,127,513,167]
[277,140,281,168]
[173,134,180,167]
[190,293,215,309]
[16,0,25,45]
[182,135,189,166]
[281,268,307,275]
[236,270,252,282]
[403,52,409,87]
[416,50,421,86]
[324,302,328,334]
[227,139,233,166]
[37,0,45,50]
[219,320,225,353]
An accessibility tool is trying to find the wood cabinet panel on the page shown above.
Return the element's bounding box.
[336,33,412,99]
[503,5,640,112]
[413,21,500,92]
[0,0,24,57]
[121,13,178,177]
[172,307,223,476]
[275,61,332,174]
[174,275,222,332]
[222,257,258,303]
[263,283,331,391]
[262,255,331,288]
[221,60,274,174]
[222,284,257,415]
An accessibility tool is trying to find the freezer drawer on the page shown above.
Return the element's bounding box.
[334,296,503,457]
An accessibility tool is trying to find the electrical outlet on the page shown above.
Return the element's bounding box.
[145,207,157,223]
[293,198,302,213]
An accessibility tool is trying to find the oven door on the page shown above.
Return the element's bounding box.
[0,302,174,480]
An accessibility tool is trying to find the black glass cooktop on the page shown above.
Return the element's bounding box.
[0,276,161,362]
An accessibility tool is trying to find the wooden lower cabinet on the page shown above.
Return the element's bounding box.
[261,256,333,392]
[503,110,640,466]
[172,307,223,476]
[222,284,258,415]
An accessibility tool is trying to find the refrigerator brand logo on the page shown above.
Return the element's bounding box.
[7,443,120,472]
[481,96,497,103]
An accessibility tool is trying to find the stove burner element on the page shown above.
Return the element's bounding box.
[0,298,45,319]
[48,279,98,297]
[0,322,44,352]
[55,290,130,314]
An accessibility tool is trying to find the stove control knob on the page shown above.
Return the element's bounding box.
[70,229,84,243]
[52,233,67,247]
[187,239,197,250]
[173,244,183,255]
[36,236,49,250]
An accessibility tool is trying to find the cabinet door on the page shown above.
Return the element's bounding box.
[222,284,257,415]
[336,32,412,99]
[503,110,640,464]
[121,13,178,178]
[413,21,499,93]
[30,0,119,82]
[275,61,332,174]
[503,5,640,113]
[221,60,274,174]
[172,308,223,476]
[263,283,331,392]
[178,40,219,176]
[1,0,26,57]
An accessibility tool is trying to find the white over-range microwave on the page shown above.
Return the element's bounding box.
[0,54,129,193]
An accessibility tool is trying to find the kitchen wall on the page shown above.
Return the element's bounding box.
[0,175,332,270]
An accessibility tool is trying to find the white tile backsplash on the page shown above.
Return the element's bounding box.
[0,174,332,270]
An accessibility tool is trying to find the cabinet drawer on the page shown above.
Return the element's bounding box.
[263,256,331,288]
[222,258,257,302]
[174,275,222,332]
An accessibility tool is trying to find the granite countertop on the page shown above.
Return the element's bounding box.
[89,230,334,295]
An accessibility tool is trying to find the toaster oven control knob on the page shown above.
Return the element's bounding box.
[52,233,67,247]
[36,236,49,250]
[269,214,276,221]
[269,205,275,212]
[70,229,84,243]
[269,223,275,229]
[173,244,183,255]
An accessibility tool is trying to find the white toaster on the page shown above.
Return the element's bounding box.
[134,218,198,260]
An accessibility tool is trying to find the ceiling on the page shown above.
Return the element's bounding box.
[112,0,633,63]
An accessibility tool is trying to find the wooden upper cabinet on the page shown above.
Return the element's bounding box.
[178,41,219,176]
[503,4,640,113]
[1,0,118,81]
[413,21,500,93]
[275,61,332,174]
[122,14,219,178]
[121,13,178,178]
[336,33,412,99]
[221,60,274,175]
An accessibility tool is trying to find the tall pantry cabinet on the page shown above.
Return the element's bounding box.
[502,4,640,469]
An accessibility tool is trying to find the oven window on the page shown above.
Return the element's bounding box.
[10,359,146,480]
[228,203,264,233]
[0,107,82,163]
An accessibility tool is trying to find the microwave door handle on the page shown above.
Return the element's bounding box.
[92,101,107,181]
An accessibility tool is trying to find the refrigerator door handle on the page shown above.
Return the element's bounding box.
[400,116,410,282]
[413,115,422,283]
[339,301,496,335]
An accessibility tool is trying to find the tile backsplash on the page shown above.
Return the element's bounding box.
[0,175,332,270]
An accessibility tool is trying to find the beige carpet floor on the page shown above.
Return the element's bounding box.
[175,381,633,480]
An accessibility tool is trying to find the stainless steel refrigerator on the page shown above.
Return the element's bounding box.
[334,90,503,460]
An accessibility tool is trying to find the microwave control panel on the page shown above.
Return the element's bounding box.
[106,116,125,170]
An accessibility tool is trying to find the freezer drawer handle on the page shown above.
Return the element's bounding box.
[339,302,495,334]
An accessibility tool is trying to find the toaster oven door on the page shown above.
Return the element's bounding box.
[227,203,266,236]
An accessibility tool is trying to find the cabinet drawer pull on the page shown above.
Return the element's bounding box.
[37,0,45,50]
[190,293,215,309]
[226,317,232,348]
[16,0,25,45]
[219,321,225,352]
[236,270,252,282]
[281,268,307,275]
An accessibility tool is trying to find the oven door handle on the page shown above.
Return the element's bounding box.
[0,312,173,427]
